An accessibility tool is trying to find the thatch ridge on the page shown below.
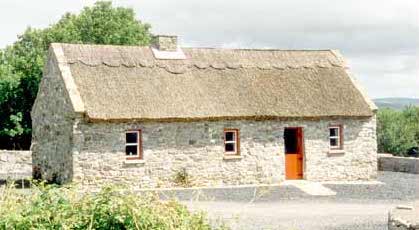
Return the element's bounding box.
[59,43,347,74]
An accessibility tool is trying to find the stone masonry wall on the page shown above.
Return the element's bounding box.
[379,154,419,174]
[72,116,377,189]
[154,35,177,51]
[0,150,32,180]
[31,50,75,184]
[305,116,377,181]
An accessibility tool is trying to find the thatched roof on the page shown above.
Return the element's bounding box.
[51,43,375,121]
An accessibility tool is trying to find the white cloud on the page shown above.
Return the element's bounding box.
[348,53,419,98]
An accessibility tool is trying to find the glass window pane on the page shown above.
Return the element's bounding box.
[126,132,138,144]
[126,145,138,156]
[330,138,338,147]
[330,128,338,137]
[225,143,235,152]
[225,131,235,141]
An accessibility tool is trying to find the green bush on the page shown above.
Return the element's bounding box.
[377,106,419,156]
[0,183,226,229]
[174,168,193,187]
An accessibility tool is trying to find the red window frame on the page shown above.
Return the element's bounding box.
[329,125,343,150]
[125,130,143,160]
[224,129,240,155]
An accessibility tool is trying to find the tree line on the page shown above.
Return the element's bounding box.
[0,1,152,149]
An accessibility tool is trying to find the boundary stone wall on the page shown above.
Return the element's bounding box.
[378,154,419,174]
[0,150,32,180]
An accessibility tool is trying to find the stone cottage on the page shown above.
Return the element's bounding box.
[31,35,378,188]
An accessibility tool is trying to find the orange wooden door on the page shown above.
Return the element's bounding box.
[285,128,303,180]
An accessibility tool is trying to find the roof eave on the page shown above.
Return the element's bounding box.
[84,114,375,123]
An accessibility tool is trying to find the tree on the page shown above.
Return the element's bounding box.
[0,1,152,149]
[0,59,25,149]
[377,107,419,156]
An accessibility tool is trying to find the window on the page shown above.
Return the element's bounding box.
[224,129,239,155]
[125,130,142,159]
[329,125,343,150]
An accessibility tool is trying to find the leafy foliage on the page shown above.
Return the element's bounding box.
[377,106,419,156]
[0,58,26,148]
[174,168,193,187]
[0,184,225,229]
[0,1,152,149]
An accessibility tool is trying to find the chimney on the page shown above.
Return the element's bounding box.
[152,35,178,51]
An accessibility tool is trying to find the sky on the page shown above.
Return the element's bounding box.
[0,0,418,99]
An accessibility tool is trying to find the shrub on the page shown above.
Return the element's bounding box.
[174,168,192,187]
[377,106,419,156]
[0,183,225,229]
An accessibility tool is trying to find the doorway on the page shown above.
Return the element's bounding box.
[284,127,304,179]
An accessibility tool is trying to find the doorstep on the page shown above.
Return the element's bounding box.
[282,180,337,196]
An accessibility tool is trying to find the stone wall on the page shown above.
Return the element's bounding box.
[388,206,419,230]
[71,116,377,189]
[31,49,75,184]
[305,116,377,181]
[153,35,177,51]
[0,150,32,180]
[378,154,419,174]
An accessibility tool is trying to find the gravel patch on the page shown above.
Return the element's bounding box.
[157,184,311,202]
[157,171,418,203]
[324,171,418,201]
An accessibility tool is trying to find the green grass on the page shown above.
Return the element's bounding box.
[0,182,228,229]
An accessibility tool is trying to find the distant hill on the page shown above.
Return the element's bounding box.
[373,97,419,110]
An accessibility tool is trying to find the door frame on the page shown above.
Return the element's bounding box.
[284,127,305,180]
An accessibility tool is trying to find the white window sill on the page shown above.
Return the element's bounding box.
[223,155,243,160]
[328,149,345,155]
[124,159,145,165]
